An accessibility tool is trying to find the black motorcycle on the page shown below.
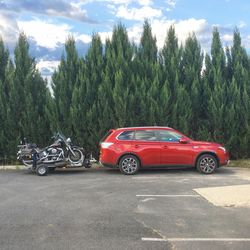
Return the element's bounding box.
[17,138,37,167]
[17,133,96,176]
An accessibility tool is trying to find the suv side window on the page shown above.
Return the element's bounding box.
[117,131,134,140]
[158,130,182,142]
[134,130,157,141]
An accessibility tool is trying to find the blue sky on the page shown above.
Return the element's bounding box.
[0,0,249,78]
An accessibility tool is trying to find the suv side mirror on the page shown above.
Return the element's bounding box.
[179,138,188,144]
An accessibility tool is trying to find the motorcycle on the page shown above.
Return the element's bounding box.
[17,133,96,176]
[17,138,37,167]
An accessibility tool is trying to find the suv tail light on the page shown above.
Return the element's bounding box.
[101,142,114,149]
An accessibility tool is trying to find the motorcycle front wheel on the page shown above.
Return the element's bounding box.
[68,148,84,164]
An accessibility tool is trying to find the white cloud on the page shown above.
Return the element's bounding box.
[78,17,209,49]
[98,31,113,43]
[242,35,250,49]
[17,18,92,50]
[223,34,233,42]
[36,59,60,74]
[239,20,247,28]
[0,0,92,23]
[0,12,19,44]
[138,0,153,6]
[76,33,92,43]
[125,18,209,49]
[167,0,177,8]
[125,18,250,51]
[17,19,72,49]
[45,2,90,22]
[116,5,162,21]
[127,24,143,44]
[105,0,132,4]
[80,0,152,5]
[166,0,177,11]
[152,18,211,49]
[36,59,60,88]
[174,18,208,43]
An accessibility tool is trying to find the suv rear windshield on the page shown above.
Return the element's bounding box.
[117,131,134,140]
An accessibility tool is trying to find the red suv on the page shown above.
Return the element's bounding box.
[99,127,229,175]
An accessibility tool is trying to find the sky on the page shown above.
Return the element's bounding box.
[0,0,250,78]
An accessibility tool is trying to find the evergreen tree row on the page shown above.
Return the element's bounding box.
[0,21,250,161]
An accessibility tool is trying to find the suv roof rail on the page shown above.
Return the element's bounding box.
[116,126,173,130]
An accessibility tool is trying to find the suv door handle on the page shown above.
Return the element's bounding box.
[135,145,140,148]
[163,145,168,149]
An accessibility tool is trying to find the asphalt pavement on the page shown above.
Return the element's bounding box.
[0,166,250,250]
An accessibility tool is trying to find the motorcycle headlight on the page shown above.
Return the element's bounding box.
[66,138,71,143]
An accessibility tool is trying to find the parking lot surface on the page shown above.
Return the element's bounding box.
[1,166,250,250]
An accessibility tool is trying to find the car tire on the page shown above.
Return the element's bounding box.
[196,154,217,174]
[36,165,48,176]
[119,155,140,175]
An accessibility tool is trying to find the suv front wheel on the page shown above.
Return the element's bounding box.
[119,155,140,175]
[196,154,217,174]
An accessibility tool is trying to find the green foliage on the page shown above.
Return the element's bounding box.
[52,36,79,135]
[0,34,52,160]
[0,23,250,160]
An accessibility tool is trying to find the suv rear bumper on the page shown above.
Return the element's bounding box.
[99,161,117,168]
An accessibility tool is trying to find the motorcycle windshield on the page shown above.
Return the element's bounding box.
[55,132,66,142]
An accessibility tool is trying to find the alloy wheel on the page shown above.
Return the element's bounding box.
[121,157,138,174]
[199,157,216,174]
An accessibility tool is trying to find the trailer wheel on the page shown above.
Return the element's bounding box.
[36,165,48,176]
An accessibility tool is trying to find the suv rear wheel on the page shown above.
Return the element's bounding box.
[119,155,140,175]
[196,154,217,174]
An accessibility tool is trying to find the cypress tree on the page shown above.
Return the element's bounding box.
[161,26,182,127]
[71,34,104,149]
[206,28,227,142]
[172,85,192,134]
[96,39,115,134]
[110,24,133,127]
[181,34,203,136]
[225,29,250,157]
[211,28,226,81]
[197,55,211,140]
[0,38,10,158]
[136,20,159,124]
[8,33,51,152]
[52,36,79,136]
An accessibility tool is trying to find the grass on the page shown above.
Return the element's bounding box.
[228,159,250,168]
